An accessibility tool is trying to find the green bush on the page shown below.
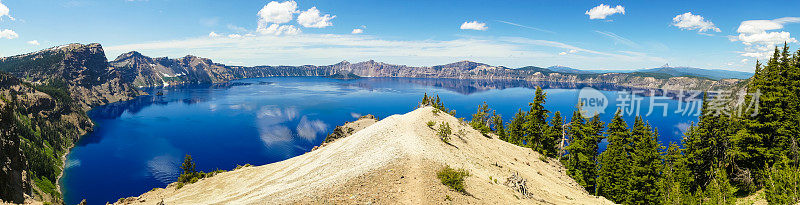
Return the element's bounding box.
[437,122,452,143]
[427,121,436,128]
[437,166,469,193]
[175,155,227,189]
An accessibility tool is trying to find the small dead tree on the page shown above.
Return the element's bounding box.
[505,172,533,198]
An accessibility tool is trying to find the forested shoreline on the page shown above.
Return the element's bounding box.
[465,45,800,204]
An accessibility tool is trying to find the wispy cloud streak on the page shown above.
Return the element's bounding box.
[496,20,555,34]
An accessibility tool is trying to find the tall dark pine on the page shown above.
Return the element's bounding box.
[597,110,632,203]
[546,111,564,158]
[506,109,526,146]
[659,143,695,204]
[684,93,734,192]
[524,86,551,154]
[563,110,598,193]
[628,117,662,204]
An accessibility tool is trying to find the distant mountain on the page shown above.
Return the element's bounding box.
[637,66,753,80]
[515,66,555,74]
[108,52,745,92]
[546,65,595,74]
[0,43,141,109]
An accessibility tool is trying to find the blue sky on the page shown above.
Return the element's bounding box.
[0,0,799,72]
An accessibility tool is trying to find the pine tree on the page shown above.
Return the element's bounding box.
[597,110,632,203]
[703,166,736,205]
[492,112,507,141]
[545,111,563,158]
[587,114,606,163]
[506,109,526,146]
[741,45,795,170]
[764,137,800,204]
[563,110,599,193]
[421,92,430,106]
[659,143,695,204]
[469,102,492,134]
[628,117,662,204]
[686,91,741,195]
[524,86,551,153]
[180,154,196,175]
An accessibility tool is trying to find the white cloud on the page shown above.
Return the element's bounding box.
[351,28,363,34]
[672,12,720,33]
[255,1,303,36]
[257,24,301,35]
[257,0,298,24]
[208,32,221,38]
[228,34,242,39]
[741,59,749,63]
[733,17,800,58]
[0,0,14,21]
[460,21,487,31]
[27,40,39,45]
[297,7,335,28]
[0,29,17,39]
[586,4,625,20]
[559,50,578,56]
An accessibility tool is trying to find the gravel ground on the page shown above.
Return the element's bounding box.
[115,107,613,205]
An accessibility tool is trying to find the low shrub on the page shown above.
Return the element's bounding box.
[437,166,470,193]
[427,121,436,128]
[437,122,452,143]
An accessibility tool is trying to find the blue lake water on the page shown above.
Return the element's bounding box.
[60,77,701,204]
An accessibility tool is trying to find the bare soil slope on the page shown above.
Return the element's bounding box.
[117,107,612,204]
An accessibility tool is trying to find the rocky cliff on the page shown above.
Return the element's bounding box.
[0,72,93,204]
[110,52,336,87]
[0,44,140,204]
[110,51,744,91]
[0,43,142,110]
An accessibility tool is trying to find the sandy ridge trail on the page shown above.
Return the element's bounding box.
[115,107,613,204]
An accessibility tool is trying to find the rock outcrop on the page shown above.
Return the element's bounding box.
[321,114,379,144]
[0,43,142,110]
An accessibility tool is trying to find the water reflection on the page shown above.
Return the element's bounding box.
[348,78,705,101]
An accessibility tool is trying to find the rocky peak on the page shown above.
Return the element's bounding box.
[113,51,149,62]
[180,55,214,66]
